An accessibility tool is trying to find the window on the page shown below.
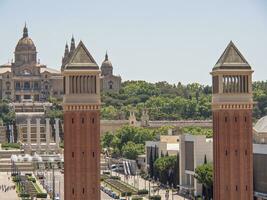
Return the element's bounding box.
[72,188,74,195]
[82,118,84,124]
[83,188,85,194]
[245,149,247,155]
[72,152,74,158]
[92,118,95,124]
[24,95,31,100]
[244,117,247,122]
[236,185,238,191]
[225,117,227,122]
[6,82,11,90]
[72,118,74,124]
[235,117,238,122]
[225,150,228,156]
[34,82,39,89]
[92,152,95,157]
[24,82,30,90]
[15,82,20,90]
[108,81,113,90]
[16,95,21,102]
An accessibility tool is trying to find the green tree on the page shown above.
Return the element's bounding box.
[194,163,213,200]
[101,132,114,148]
[121,142,144,160]
[154,156,176,184]
[0,100,15,124]
[181,126,213,138]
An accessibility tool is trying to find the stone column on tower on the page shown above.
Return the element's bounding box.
[36,118,41,153]
[26,118,31,153]
[55,118,60,150]
[45,118,50,153]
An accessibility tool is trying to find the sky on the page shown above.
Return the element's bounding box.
[0,0,266,85]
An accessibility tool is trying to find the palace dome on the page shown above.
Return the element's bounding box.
[101,53,113,68]
[101,59,112,68]
[101,59,113,67]
[15,25,36,52]
[254,116,267,134]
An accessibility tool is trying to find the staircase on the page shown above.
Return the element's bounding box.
[0,159,34,172]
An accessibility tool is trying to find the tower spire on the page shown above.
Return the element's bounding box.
[23,22,28,38]
[70,35,76,52]
[64,42,69,57]
[105,50,108,61]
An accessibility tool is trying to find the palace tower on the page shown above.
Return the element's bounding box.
[211,41,254,200]
[63,41,101,200]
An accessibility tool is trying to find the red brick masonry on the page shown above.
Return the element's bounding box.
[213,109,253,200]
[64,110,100,200]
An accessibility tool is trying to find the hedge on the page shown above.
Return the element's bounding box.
[137,189,148,195]
[19,193,30,197]
[149,195,161,200]
[110,176,121,180]
[36,193,48,198]
[1,143,20,149]
[132,197,143,200]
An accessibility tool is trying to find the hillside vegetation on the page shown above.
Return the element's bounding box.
[101,80,267,121]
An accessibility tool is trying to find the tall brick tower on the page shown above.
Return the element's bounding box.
[63,41,101,200]
[211,41,254,200]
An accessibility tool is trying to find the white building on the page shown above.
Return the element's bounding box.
[179,134,213,197]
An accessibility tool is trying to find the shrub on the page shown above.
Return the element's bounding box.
[121,192,132,197]
[19,193,30,197]
[137,189,148,195]
[149,195,161,200]
[110,176,121,180]
[1,143,20,149]
[36,193,47,198]
[132,197,143,200]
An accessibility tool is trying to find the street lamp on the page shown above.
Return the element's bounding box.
[148,178,151,199]
[171,183,174,200]
[165,181,169,200]
[157,178,160,195]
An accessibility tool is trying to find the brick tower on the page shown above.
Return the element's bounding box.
[63,41,101,200]
[211,41,254,200]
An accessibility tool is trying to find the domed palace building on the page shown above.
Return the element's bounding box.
[0,24,63,102]
[100,52,121,93]
[254,116,267,144]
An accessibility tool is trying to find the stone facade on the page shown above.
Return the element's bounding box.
[0,25,63,102]
[211,41,254,200]
[63,41,101,200]
[100,52,121,93]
